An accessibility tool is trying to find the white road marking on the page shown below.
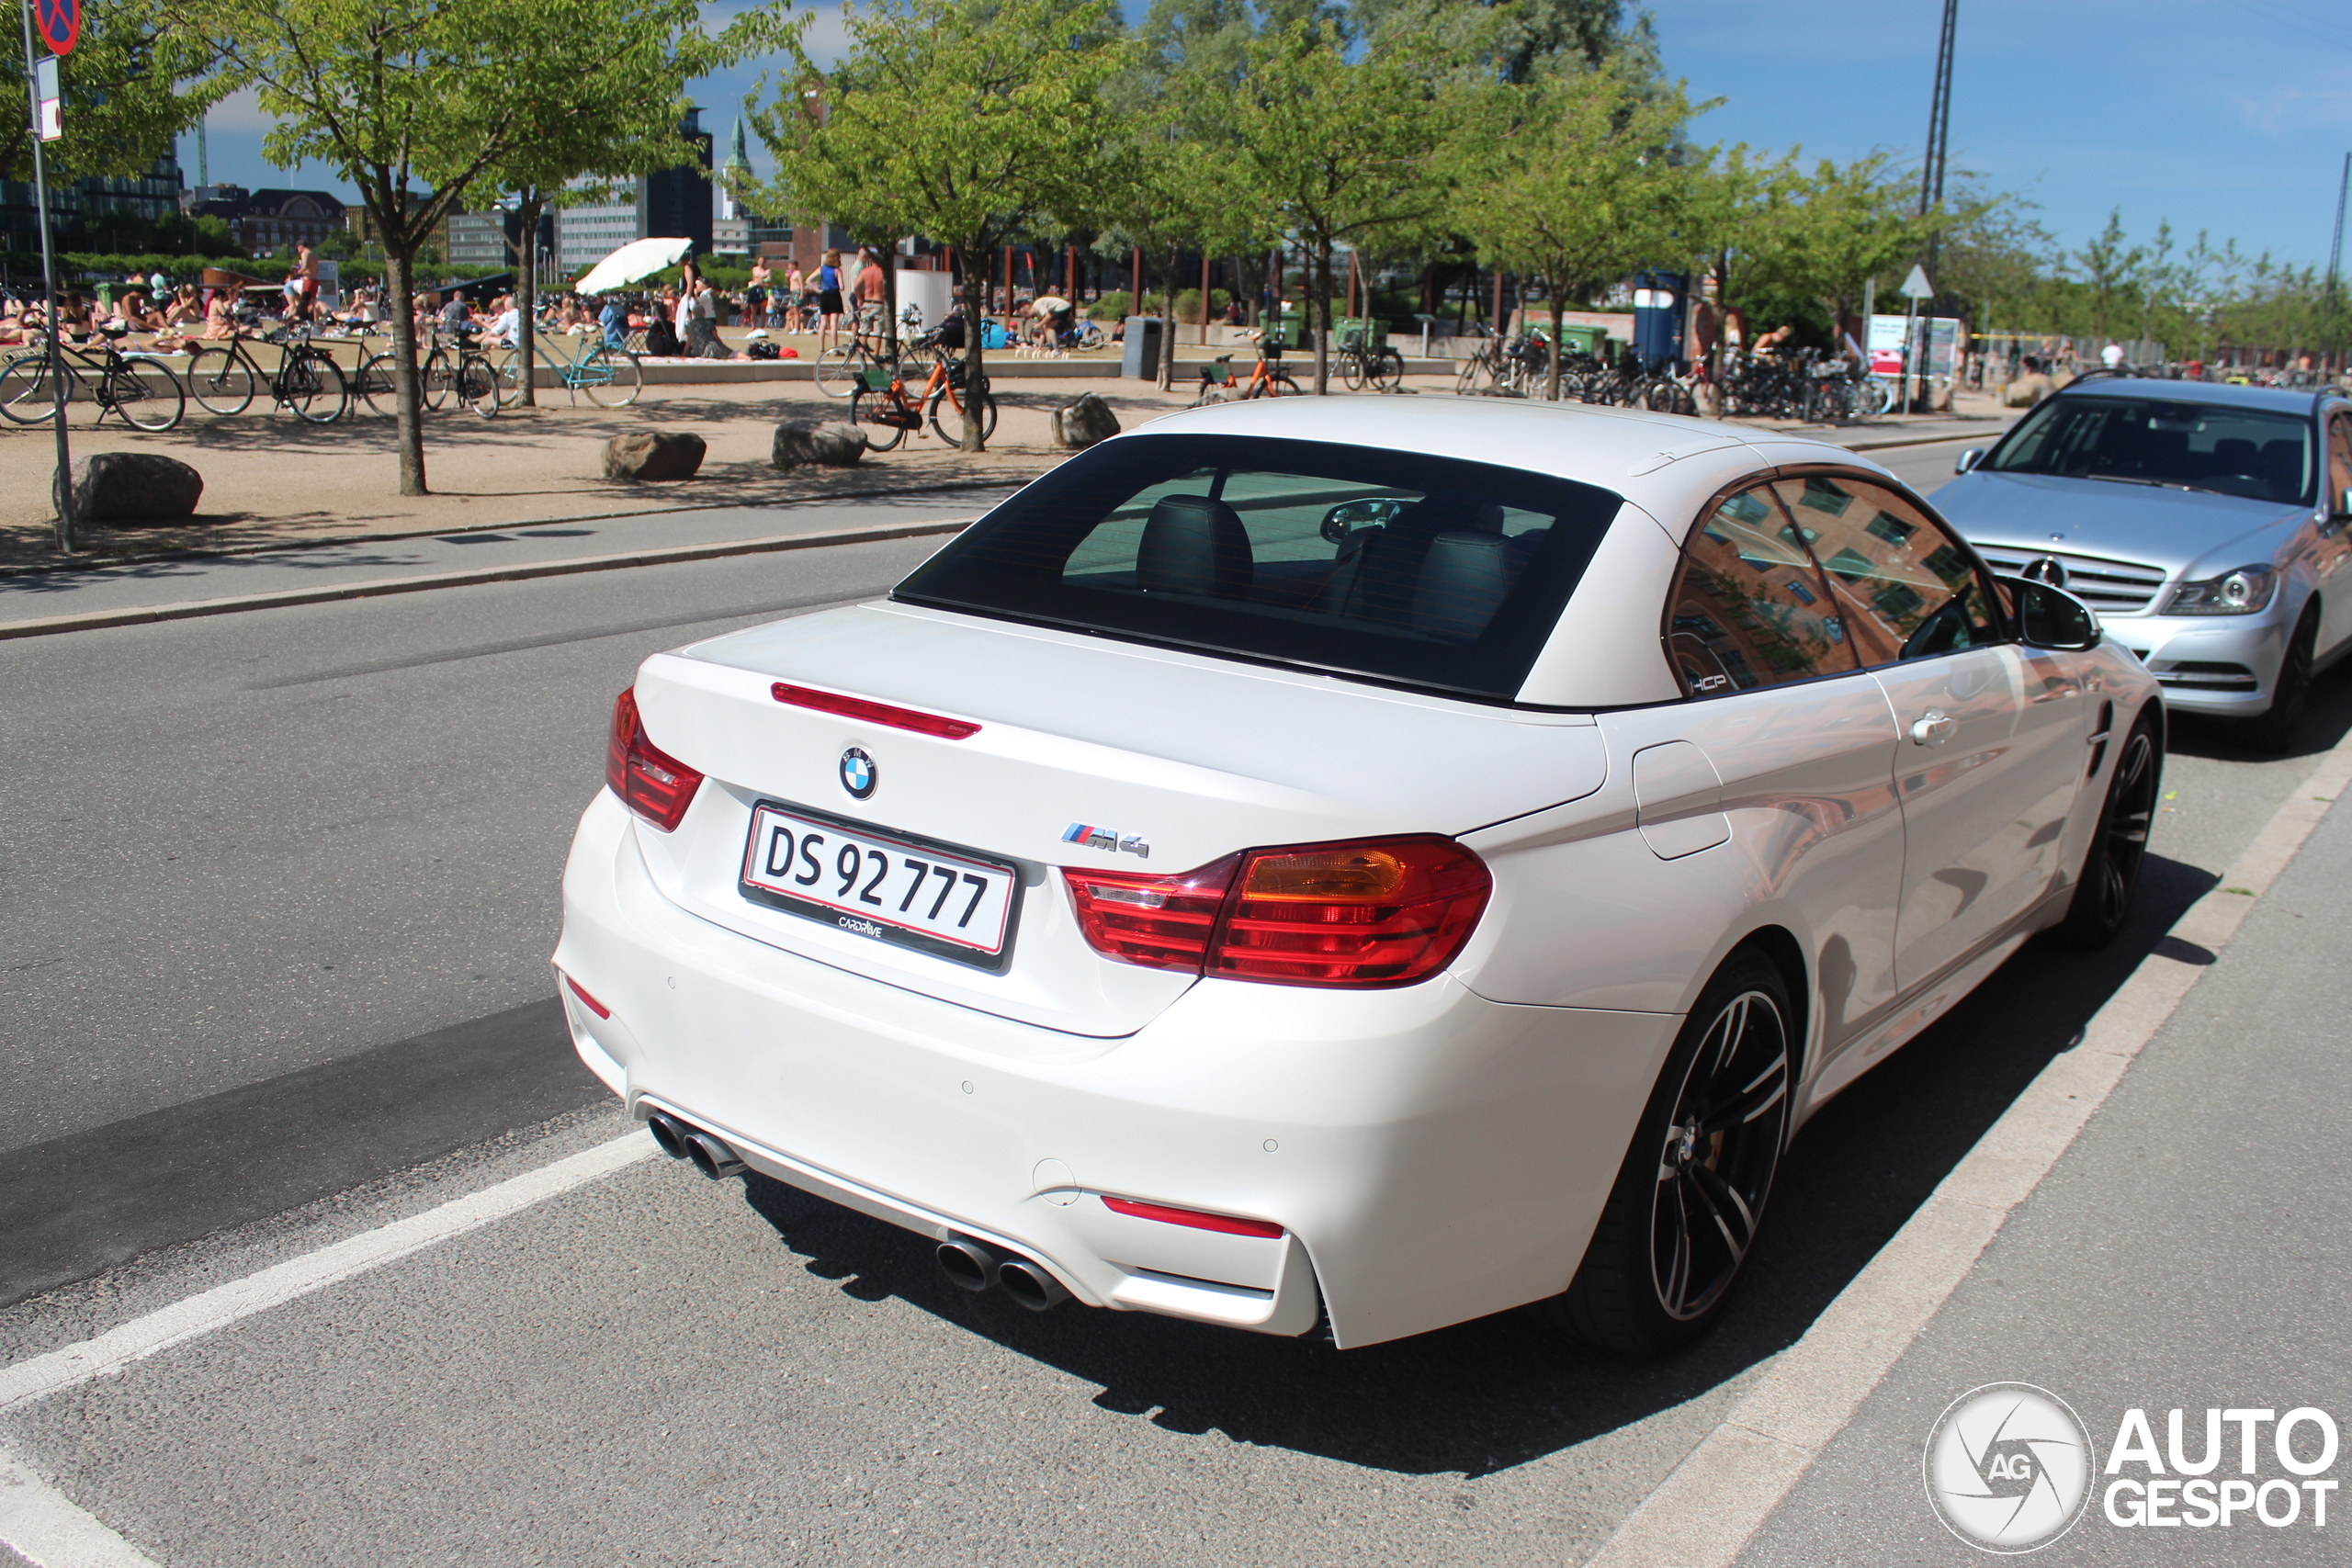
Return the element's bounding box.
[1584,724,2352,1568]
[0,1442,164,1567]
[0,1131,651,1417]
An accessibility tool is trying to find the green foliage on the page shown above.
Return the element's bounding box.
[0,1,224,186]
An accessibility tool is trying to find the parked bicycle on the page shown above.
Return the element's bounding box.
[486,325,644,409]
[816,304,913,398]
[186,315,348,423]
[0,332,185,431]
[847,332,998,447]
[417,324,500,419]
[1334,321,1405,392]
[1192,335,1302,404]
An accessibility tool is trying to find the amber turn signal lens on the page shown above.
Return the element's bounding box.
[1241,848,1407,901]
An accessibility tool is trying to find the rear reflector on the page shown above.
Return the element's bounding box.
[772,682,981,739]
[606,687,704,832]
[562,975,610,1019]
[1063,834,1490,988]
[1102,1195,1285,1238]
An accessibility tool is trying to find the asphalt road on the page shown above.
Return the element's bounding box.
[6,445,2342,1565]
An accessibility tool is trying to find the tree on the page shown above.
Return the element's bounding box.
[1768,152,1936,333]
[748,0,1132,451]
[1456,63,1699,399]
[1,2,221,189]
[1220,19,1468,393]
[2071,208,2147,344]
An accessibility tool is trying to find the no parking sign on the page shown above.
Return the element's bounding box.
[35,0,79,55]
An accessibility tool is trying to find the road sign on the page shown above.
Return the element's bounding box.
[1901,264,1935,300]
[35,0,78,55]
[34,56,60,141]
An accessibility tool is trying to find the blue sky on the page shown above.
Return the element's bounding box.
[181,0,2351,271]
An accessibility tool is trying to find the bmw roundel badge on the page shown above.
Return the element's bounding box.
[839,747,877,800]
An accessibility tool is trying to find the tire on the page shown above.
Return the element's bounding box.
[353,353,400,415]
[282,351,348,423]
[928,382,997,444]
[2052,709,2163,949]
[2242,605,2317,754]
[582,351,642,408]
[1453,356,1485,395]
[1267,370,1303,398]
[185,346,255,416]
[814,344,859,397]
[110,359,185,430]
[1372,346,1405,391]
[458,354,499,418]
[1539,950,1793,1356]
[421,348,455,412]
[0,355,61,423]
[1340,351,1366,392]
[849,387,908,451]
[491,348,526,407]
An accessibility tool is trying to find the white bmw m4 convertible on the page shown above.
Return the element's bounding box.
[556,397,2162,1353]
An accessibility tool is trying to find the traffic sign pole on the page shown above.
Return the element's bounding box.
[18,0,74,549]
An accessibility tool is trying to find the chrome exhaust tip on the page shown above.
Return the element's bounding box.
[934,1236,1001,1293]
[995,1258,1069,1313]
[684,1130,747,1179]
[645,1111,691,1159]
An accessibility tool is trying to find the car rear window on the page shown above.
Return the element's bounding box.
[891,434,1623,702]
[1986,396,2313,504]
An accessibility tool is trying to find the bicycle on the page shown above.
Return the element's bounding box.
[417,324,499,419]
[486,326,643,409]
[1191,336,1301,404]
[186,315,348,423]
[815,303,901,398]
[847,334,998,449]
[0,332,185,431]
[1335,322,1405,392]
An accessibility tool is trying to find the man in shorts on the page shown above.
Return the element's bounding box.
[291,242,322,325]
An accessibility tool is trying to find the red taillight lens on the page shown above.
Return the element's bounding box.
[1215,836,1491,988]
[1063,835,1490,989]
[771,682,981,739]
[562,975,610,1019]
[1063,854,1242,973]
[605,687,704,832]
[1102,1195,1285,1238]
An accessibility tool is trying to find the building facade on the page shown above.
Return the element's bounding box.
[183,186,347,256]
[552,109,715,278]
[1,151,185,254]
[448,207,556,272]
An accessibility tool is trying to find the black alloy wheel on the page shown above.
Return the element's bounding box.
[2243,607,2316,755]
[2054,710,2163,949]
[1544,951,1792,1355]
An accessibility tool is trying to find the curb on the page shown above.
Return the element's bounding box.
[0,516,976,642]
[1581,721,2352,1568]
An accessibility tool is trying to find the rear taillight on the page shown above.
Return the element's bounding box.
[1062,835,1490,989]
[605,687,703,832]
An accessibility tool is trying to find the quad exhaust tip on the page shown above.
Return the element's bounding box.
[935,1236,1068,1311]
[996,1258,1070,1313]
[646,1111,690,1160]
[935,1236,1000,1293]
[644,1111,747,1179]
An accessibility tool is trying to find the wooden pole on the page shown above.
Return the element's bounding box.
[1130,247,1141,311]
[1200,254,1211,331]
[1492,269,1504,332]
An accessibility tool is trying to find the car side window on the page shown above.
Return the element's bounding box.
[1772,476,2005,668]
[1666,483,1860,697]
[2328,413,2352,515]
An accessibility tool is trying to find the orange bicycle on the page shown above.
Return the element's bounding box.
[1192,333,1301,405]
[848,337,998,448]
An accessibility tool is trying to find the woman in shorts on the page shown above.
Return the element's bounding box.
[816,250,844,351]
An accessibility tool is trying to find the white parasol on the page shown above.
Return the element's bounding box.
[572,237,694,296]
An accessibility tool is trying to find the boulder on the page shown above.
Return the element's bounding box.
[772,419,869,468]
[2002,372,2053,408]
[70,452,203,522]
[602,430,707,481]
[1050,391,1120,448]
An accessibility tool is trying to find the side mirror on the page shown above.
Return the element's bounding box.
[1955,448,1986,474]
[1321,496,1401,544]
[2337,485,2352,521]
[2000,574,2101,651]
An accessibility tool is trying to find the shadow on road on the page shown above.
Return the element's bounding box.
[729,673,2352,1480]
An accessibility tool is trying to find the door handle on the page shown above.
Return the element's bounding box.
[1910,710,1955,747]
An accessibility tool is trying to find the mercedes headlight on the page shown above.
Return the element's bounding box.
[2165,566,2278,615]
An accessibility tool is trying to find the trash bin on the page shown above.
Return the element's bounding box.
[1122,317,1165,378]
[1266,307,1308,351]
[1334,316,1387,351]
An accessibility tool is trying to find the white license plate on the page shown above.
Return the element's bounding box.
[739,803,1018,961]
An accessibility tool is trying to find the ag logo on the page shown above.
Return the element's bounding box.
[1924,1383,2097,1552]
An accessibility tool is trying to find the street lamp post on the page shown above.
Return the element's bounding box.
[17,0,74,551]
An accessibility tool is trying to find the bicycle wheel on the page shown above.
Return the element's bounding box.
[185,346,256,416]
[1453,355,1485,395]
[491,346,526,408]
[1372,346,1405,391]
[849,388,909,451]
[420,348,457,412]
[1340,350,1366,391]
[927,381,997,443]
[458,354,499,418]
[1263,370,1304,398]
[282,351,348,423]
[582,350,642,408]
[814,344,860,397]
[109,358,185,431]
[0,355,61,423]
[353,353,401,415]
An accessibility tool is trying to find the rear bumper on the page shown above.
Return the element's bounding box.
[555,791,1679,1348]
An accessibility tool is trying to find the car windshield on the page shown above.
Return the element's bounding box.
[1985,395,2313,505]
[892,434,1623,702]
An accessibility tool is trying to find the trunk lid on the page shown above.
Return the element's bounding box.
[628,601,1606,1036]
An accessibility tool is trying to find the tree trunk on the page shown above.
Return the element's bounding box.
[958,254,988,453]
[1312,239,1333,395]
[1547,276,1566,402]
[384,245,428,495]
[1158,245,1181,392]
[516,188,542,408]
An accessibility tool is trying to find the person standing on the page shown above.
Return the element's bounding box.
[292,242,322,325]
[746,256,771,330]
[2100,339,2125,370]
[853,244,888,341]
[816,250,844,351]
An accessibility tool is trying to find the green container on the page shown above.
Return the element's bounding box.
[858,365,898,391]
[1333,316,1387,351]
[1265,307,1307,351]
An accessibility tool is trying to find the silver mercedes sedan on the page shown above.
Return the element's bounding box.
[1937,375,2352,750]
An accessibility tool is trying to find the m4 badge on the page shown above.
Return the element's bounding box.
[1062,823,1150,859]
